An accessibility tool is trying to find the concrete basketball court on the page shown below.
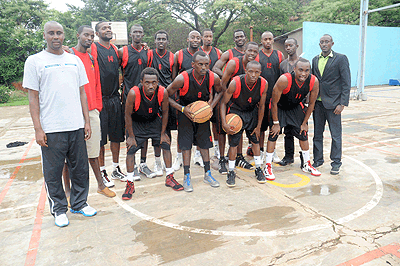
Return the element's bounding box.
[1,86,400,266]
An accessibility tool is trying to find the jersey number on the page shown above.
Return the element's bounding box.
[266,63,272,68]
[198,92,202,98]
[248,97,252,103]
[149,108,152,113]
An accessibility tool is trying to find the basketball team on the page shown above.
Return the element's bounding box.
[23,21,350,227]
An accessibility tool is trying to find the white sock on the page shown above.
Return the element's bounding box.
[166,167,174,176]
[228,160,235,171]
[254,156,261,168]
[127,172,134,182]
[177,152,182,159]
[155,156,161,164]
[100,166,105,171]
[213,140,219,147]
[301,150,310,163]
[112,162,119,169]
[266,153,273,164]
[195,149,201,156]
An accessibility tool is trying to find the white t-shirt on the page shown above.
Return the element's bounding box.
[23,50,89,133]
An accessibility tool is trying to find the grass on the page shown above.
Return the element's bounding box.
[0,90,29,107]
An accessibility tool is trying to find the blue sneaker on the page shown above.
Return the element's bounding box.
[183,173,193,192]
[203,170,220,187]
[54,213,69,227]
[71,204,97,217]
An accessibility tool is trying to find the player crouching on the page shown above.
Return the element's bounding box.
[265,58,321,180]
[221,61,269,187]
[123,67,183,200]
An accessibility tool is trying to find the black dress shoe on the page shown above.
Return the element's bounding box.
[312,161,323,168]
[278,157,294,166]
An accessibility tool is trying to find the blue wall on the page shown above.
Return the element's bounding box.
[302,21,400,86]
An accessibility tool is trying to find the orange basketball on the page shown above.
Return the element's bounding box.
[190,101,212,123]
[224,113,243,134]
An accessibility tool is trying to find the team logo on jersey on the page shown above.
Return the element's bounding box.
[108,56,114,62]
[138,59,142,65]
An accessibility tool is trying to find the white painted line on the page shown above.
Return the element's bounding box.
[113,156,383,237]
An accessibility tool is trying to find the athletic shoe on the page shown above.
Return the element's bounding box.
[101,170,115,188]
[183,173,193,192]
[273,151,281,163]
[264,163,275,181]
[246,145,254,157]
[255,167,266,184]
[172,156,182,171]
[218,157,228,174]
[235,154,254,170]
[312,161,323,168]
[213,144,220,159]
[193,152,204,167]
[302,161,322,176]
[278,157,294,166]
[154,161,163,177]
[71,204,97,217]
[97,187,116,198]
[122,181,135,200]
[330,165,340,175]
[226,170,236,187]
[165,174,184,191]
[111,166,127,182]
[133,166,141,181]
[54,213,69,227]
[139,163,156,178]
[203,170,220,187]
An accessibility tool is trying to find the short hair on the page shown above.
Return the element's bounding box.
[285,37,298,45]
[140,67,159,81]
[322,34,333,41]
[44,21,63,31]
[188,30,201,38]
[130,24,143,31]
[233,29,246,38]
[95,21,108,33]
[154,30,169,40]
[202,28,213,35]
[294,58,310,67]
[77,25,92,34]
[246,60,261,69]
[192,50,208,62]
[245,41,259,50]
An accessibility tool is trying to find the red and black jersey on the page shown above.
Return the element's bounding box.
[177,48,198,73]
[228,47,245,61]
[179,69,214,106]
[255,49,283,98]
[131,84,165,122]
[121,45,153,101]
[228,74,266,113]
[200,46,221,69]
[150,49,174,88]
[230,56,246,78]
[90,42,119,97]
[278,72,316,110]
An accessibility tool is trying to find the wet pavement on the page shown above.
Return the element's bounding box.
[1,86,400,266]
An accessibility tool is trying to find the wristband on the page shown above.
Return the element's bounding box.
[181,106,185,113]
[273,121,279,125]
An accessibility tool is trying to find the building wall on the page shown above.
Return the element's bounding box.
[302,21,400,86]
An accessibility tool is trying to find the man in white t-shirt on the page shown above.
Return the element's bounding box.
[23,21,97,227]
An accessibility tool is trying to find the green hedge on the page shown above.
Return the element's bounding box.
[0,85,11,103]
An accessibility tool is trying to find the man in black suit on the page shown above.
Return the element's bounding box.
[311,34,351,175]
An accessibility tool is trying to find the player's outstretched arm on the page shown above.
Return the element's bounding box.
[220,79,236,135]
[160,89,170,145]
[270,75,288,138]
[125,89,137,150]
[212,51,230,78]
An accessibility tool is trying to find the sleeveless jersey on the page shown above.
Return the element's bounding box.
[228,75,266,113]
[228,47,245,60]
[177,48,198,73]
[278,72,316,110]
[255,49,283,97]
[90,42,119,97]
[121,45,153,101]
[179,69,214,106]
[200,46,221,69]
[231,56,246,78]
[131,84,165,122]
[149,49,174,88]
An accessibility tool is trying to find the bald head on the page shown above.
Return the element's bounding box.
[43,21,65,54]
[44,21,63,32]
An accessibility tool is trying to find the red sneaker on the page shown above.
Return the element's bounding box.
[122,181,135,200]
[165,174,184,191]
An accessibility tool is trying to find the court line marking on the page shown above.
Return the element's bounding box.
[113,155,383,237]
[268,174,310,188]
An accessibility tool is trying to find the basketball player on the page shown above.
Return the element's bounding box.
[221,61,268,187]
[264,58,321,180]
[123,67,183,200]
[167,51,223,192]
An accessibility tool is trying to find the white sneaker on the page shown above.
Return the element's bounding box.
[213,145,220,159]
[101,170,115,188]
[139,163,156,178]
[154,161,163,176]
[264,163,276,181]
[133,166,141,181]
[55,213,69,227]
[273,151,281,163]
[302,161,322,176]
[193,151,204,167]
[71,204,97,217]
[172,156,182,171]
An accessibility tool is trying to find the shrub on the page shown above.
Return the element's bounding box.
[0,85,11,103]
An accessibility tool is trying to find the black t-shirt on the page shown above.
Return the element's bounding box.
[200,46,221,69]
[131,84,165,122]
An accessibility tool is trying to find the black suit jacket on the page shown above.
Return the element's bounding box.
[311,51,351,109]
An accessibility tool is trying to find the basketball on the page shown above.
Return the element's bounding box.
[224,113,243,134]
[190,100,212,123]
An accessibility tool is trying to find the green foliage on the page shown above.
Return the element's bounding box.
[0,85,11,104]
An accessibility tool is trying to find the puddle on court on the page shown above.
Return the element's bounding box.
[385,156,400,164]
[70,246,93,253]
[296,185,342,198]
